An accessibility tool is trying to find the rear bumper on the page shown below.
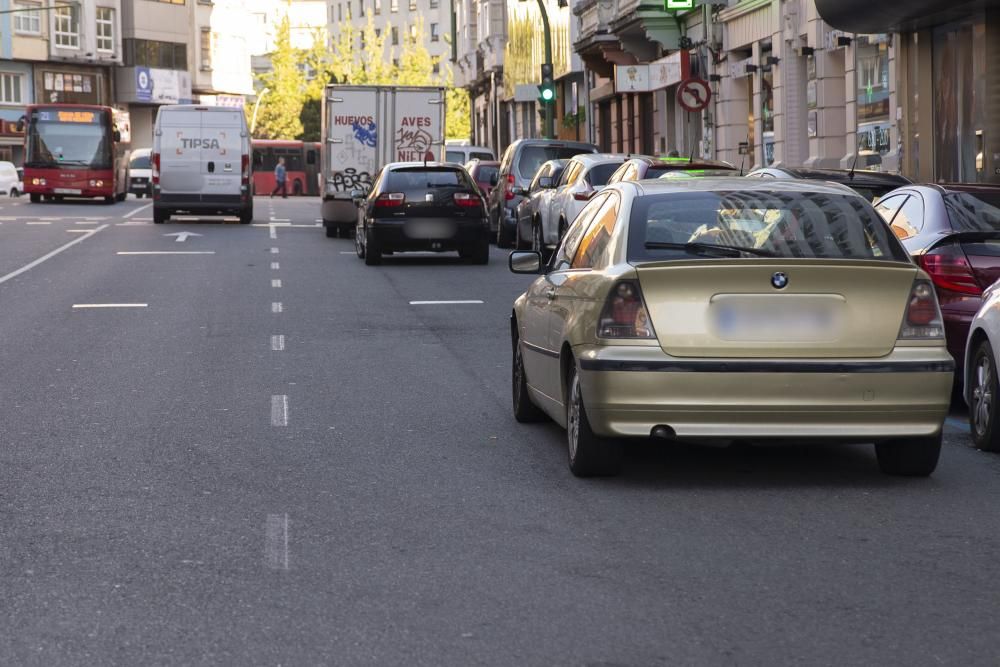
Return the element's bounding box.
[370,219,489,251]
[573,344,954,440]
[155,193,248,211]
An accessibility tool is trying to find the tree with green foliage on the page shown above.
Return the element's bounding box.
[253,15,305,140]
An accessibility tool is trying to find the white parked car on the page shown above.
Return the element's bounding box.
[534,154,627,253]
[965,282,1000,451]
[0,161,22,197]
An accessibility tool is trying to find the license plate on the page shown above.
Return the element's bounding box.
[54,188,81,194]
[405,221,453,239]
[711,297,844,342]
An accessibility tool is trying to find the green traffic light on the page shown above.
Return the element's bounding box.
[541,88,554,102]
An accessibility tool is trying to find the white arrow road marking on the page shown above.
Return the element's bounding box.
[265,514,290,570]
[0,224,108,286]
[409,300,485,305]
[164,231,203,242]
[271,395,288,426]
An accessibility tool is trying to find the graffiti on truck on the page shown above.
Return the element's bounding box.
[351,119,378,148]
[329,168,373,192]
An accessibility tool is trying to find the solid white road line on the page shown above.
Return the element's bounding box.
[270,262,280,270]
[270,395,288,426]
[116,251,215,255]
[72,303,148,309]
[271,302,283,313]
[269,218,291,222]
[271,278,282,288]
[409,300,485,305]
[26,221,51,225]
[271,334,285,351]
[0,224,108,287]
[265,513,290,571]
[122,202,153,219]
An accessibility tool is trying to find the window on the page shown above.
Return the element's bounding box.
[13,1,41,35]
[374,0,380,14]
[432,62,440,75]
[357,0,362,15]
[122,39,188,69]
[408,0,415,8]
[552,194,609,270]
[0,72,23,104]
[391,27,398,45]
[889,195,925,240]
[572,194,621,269]
[151,0,185,4]
[409,24,416,39]
[200,29,212,70]
[390,0,397,11]
[96,7,114,53]
[874,194,907,224]
[429,0,438,7]
[430,22,439,42]
[53,5,80,48]
[375,28,381,37]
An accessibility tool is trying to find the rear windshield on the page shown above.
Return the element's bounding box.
[470,151,493,161]
[846,184,896,202]
[385,167,474,197]
[130,153,151,169]
[627,191,910,262]
[587,163,624,186]
[517,145,595,178]
[475,165,499,183]
[944,192,1000,232]
[445,151,465,163]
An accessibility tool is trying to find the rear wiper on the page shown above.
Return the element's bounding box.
[644,241,777,257]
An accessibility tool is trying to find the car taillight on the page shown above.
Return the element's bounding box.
[898,279,945,340]
[597,280,656,339]
[374,192,405,208]
[151,153,160,185]
[573,190,595,201]
[504,174,515,201]
[454,192,480,207]
[918,244,983,296]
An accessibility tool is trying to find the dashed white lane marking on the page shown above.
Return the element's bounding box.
[0,224,108,287]
[66,229,91,233]
[75,221,97,225]
[339,251,354,255]
[26,221,51,225]
[409,300,485,305]
[265,514,290,571]
[72,303,148,309]
[269,225,277,240]
[270,262,280,270]
[270,395,288,426]
[122,202,153,219]
[270,247,279,254]
[116,251,216,255]
[116,221,151,226]
[271,302,283,313]
[271,278,282,288]
[271,334,285,351]
[253,223,321,228]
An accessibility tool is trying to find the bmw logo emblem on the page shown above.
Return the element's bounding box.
[771,272,789,289]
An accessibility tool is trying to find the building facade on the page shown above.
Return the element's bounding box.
[191,0,254,111]
[328,0,452,72]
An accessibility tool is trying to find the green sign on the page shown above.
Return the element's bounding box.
[665,0,694,9]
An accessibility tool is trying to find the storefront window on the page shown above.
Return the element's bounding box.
[933,14,987,182]
[856,35,891,168]
[761,46,775,165]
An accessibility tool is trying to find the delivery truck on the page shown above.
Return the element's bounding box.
[320,85,447,238]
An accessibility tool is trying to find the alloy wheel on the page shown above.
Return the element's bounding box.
[973,355,993,438]
[567,374,581,460]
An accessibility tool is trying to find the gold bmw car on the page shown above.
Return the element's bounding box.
[508,178,954,477]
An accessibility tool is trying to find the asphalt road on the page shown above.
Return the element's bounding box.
[1,194,999,665]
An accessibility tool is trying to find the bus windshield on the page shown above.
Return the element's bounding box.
[26,109,112,169]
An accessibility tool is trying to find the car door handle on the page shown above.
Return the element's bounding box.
[546,289,556,300]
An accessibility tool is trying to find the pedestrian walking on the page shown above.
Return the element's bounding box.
[271,157,287,198]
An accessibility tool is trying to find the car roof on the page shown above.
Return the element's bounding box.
[387,162,466,170]
[508,139,599,150]
[626,177,870,198]
[928,182,1000,196]
[568,153,629,166]
[771,166,911,185]
[625,155,736,169]
[466,159,500,167]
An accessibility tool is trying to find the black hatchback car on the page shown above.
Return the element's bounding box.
[354,162,490,266]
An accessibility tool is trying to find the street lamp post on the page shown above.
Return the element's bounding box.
[250,88,269,135]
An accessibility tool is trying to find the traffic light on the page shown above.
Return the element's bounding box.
[538,63,556,104]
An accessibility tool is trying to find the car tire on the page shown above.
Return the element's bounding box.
[29,193,40,203]
[10,188,18,198]
[497,216,515,249]
[364,229,382,266]
[969,339,1000,451]
[293,180,303,196]
[339,224,353,238]
[514,219,528,250]
[153,208,169,224]
[566,363,622,477]
[103,196,115,204]
[462,241,490,265]
[325,225,338,238]
[116,191,127,203]
[532,221,551,263]
[875,434,942,477]
[512,337,546,423]
[355,227,366,258]
[239,205,253,224]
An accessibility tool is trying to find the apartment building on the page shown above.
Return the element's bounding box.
[0,0,122,161]
[328,0,451,74]
[191,0,254,110]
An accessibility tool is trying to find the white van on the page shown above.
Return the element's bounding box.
[152,105,253,224]
[0,161,21,197]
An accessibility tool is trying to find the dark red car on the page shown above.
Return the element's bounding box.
[464,159,500,200]
[875,183,1000,376]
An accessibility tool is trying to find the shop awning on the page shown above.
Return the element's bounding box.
[815,0,995,33]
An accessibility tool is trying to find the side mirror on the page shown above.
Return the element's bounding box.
[509,250,544,274]
[350,188,365,201]
[489,173,499,187]
[511,186,527,196]
[539,176,553,189]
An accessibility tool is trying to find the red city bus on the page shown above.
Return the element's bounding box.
[252,140,322,196]
[22,104,130,203]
